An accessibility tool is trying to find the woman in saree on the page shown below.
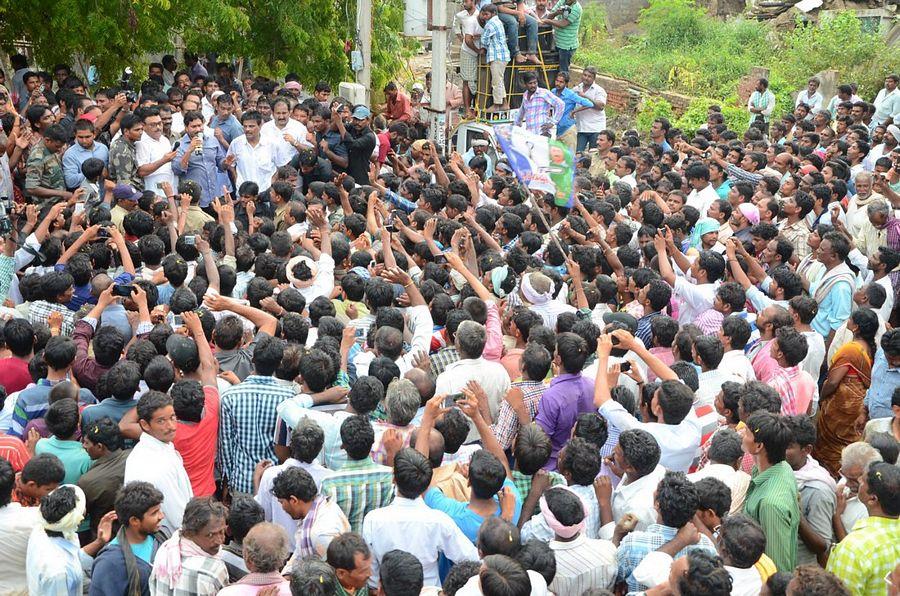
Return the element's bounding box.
[814,308,879,476]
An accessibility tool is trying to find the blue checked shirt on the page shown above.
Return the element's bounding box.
[218,374,299,494]
[481,16,510,63]
[617,524,717,592]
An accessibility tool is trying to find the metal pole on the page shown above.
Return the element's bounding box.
[357,0,373,105]
[428,0,448,148]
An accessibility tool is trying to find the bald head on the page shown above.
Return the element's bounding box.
[243,522,288,574]
[409,427,445,468]
[404,368,435,404]
[91,273,113,297]
[774,152,794,173]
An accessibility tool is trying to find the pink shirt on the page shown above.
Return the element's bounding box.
[751,341,780,383]
[771,366,817,415]
[483,301,503,363]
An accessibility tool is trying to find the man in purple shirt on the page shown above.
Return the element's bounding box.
[535,333,595,470]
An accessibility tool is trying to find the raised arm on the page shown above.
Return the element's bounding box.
[196,237,220,293]
[459,385,511,479]
[204,293,278,337]
[107,225,136,276]
[612,329,678,382]
[57,224,100,265]
[182,310,218,387]
[653,229,677,286]
[445,251,493,302]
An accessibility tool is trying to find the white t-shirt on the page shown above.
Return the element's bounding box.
[136,132,177,197]
[460,12,482,56]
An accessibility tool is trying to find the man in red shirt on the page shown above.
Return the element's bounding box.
[382,82,413,124]
[0,320,35,395]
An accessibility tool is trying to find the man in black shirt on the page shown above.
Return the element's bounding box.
[336,105,376,186]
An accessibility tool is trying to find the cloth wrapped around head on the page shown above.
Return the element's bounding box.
[490,265,512,298]
[40,484,87,543]
[286,255,319,289]
[520,272,553,305]
[689,217,720,249]
[538,485,590,539]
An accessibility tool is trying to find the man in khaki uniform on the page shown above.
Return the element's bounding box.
[25,123,72,214]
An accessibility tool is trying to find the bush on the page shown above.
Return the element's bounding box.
[636,96,674,132]
[776,11,900,98]
[576,5,896,128]
[674,98,747,136]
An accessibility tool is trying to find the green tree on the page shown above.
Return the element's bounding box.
[0,0,248,84]
[1,0,414,89]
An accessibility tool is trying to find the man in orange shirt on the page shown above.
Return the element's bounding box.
[382,82,413,124]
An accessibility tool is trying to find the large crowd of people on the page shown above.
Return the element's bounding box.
[1,4,900,594]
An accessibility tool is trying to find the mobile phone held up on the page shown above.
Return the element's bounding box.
[112,284,134,297]
[443,393,466,408]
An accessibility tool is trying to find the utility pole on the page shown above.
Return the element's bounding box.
[428,0,448,148]
[357,0,373,105]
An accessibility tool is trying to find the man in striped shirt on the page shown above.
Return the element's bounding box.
[319,415,394,534]
[741,411,801,572]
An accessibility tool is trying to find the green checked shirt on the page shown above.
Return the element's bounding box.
[827,515,900,596]
[513,469,566,513]
[743,461,800,572]
[319,457,395,533]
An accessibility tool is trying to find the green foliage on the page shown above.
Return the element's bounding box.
[674,97,746,136]
[638,0,707,52]
[0,0,247,85]
[577,1,897,127]
[636,96,674,131]
[776,11,900,98]
[0,0,415,89]
[579,3,608,47]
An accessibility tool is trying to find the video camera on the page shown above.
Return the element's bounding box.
[120,67,137,104]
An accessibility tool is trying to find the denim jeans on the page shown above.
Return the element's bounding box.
[497,12,538,56]
[557,48,574,75]
[577,132,599,153]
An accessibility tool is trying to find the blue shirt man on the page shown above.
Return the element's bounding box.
[552,82,593,137]
[61,132,109,189]
[172,129,230,207]
[865,338,900,419]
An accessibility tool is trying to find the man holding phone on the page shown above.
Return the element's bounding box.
[136,106,178,198]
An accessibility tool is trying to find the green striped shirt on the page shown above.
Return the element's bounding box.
[743,461,800,572]
[320,457,395,534]
[551,0,582,50]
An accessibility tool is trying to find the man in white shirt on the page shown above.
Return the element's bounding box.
[573,67,608,154]
[362,448,478,588]
[595,331,701,473]
[226,110,278,193]
[795,78,824,114]
[135,107,178,197]
[718,315,757,382]
[595,427,666,541]
[872,73,900,127]
[684,162,720,216]
[353,269,434,378]
[693,336,740,406]
[435,320,510,433]
[124,390,194,534]
[261,97,312,167]
[0,459,42,595]
[688,428,751,513]
[455,0,480,118]
[656,232,723,326]
[254,418,331,550]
